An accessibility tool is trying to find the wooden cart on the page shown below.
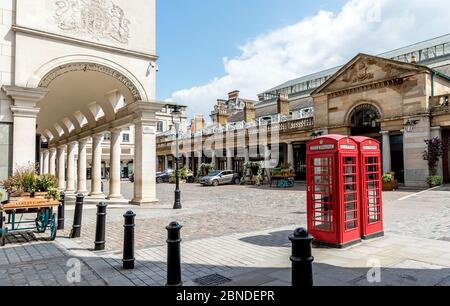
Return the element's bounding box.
[0,198,60,246]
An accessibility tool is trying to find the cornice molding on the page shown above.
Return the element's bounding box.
[12,25,159,61]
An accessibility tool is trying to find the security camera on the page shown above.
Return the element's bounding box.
[150,61,159,72]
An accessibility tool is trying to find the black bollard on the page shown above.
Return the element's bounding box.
[289,227,314,287]
[94,202,108,251]
[57,192,65,230]
[70,194,84,239]
[166,221,183,286]
[122,211,136,269]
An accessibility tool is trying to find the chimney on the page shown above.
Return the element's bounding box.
[228,90,240,100]
[277,93,290,116]
[210,100,228,126]
[244,101,256,123]
[191,114,205,133]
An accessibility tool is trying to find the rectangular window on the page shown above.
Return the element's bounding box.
[122,133,130,142]
[157,121,164,132]
[0,123,13,181]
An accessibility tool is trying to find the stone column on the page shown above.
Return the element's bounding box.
[431,127,443,177]
[77,138,88,194]
[244,147,250,162]
[197,153,202,167]
[226,148,233,171]
[2,86,48,171]
[192,152,198,173]
[108,128,123,199]
[185,154,190,170]
[403,117,431,187]
[49,148,56,175]
[57,145,66,191]
[164,155,169,170]
[39,152,44,174]
[89,134,105,198]
[211,150,216,168]
[380,131,391,174]
[131,121,158,205]
[65,142,76,194]
[287,142,294,170]
[42,150,49,175]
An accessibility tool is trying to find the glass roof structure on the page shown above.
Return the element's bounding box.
[259,33,450,101]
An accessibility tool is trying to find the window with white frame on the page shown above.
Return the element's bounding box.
[157,121,164,132]
[122,133,130,142]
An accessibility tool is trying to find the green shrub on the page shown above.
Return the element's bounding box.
[427,176,443,187]
[382,173,394,183]
[170,166,193,183]
[36,174,58,192]
[47,187,61,201]
[195,163,214,181]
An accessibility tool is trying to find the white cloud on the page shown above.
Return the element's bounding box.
[169,0,450,120]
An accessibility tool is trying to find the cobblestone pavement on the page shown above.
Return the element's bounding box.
[1,182,450,286]
[55,226,450,286]
[58,181,429,252]
[60,182,310,252]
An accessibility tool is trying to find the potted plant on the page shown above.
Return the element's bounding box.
[36,174,58,198]
[423,137,444,188]
[16,164,38,197]
[382,173,398,191]
[46,187,61,201]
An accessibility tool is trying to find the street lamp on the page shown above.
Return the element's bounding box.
[170,104,183,210]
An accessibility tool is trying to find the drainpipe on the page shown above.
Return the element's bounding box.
[431,71,435,97]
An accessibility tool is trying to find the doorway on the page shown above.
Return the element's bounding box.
[293,144,306,181]
[390,134,405,183]
[443,129,450,183]
[349,103,381,137]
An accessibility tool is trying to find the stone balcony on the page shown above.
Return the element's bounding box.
[156,116,315,148]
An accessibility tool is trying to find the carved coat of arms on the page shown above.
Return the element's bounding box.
[342,59,375,84]
[54,0,130,44]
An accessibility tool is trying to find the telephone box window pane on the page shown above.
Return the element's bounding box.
[365,156,381,224]
[342,156,358,231]
[311,157,333,232]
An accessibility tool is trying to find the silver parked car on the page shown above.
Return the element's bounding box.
[199,170,241,187]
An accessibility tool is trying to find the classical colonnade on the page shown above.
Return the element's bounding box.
[40,130,123,199]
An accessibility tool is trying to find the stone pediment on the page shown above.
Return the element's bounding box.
[313,54,430,95]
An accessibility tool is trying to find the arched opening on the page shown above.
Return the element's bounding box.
[349,103,381,137]
[32,62,147,198]
[36,62,142,140]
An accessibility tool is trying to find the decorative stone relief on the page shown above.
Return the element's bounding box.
[342,59,376,84]
[39,62,141,101]
[54,0,131,44]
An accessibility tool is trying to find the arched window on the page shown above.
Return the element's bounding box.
[349,104,381,136]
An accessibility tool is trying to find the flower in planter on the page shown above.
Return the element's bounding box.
[36,174,58,192]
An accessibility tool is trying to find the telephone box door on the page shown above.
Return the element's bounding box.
[307,154,337,244]
[356,138,384,239]
[339,154,361,244]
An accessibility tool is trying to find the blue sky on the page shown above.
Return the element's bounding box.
[156,0,347,100]
[156,0,450,119]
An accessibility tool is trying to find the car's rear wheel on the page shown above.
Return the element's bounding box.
[212,180,219,187]
[234,178,240,185]
[157,177,163,184]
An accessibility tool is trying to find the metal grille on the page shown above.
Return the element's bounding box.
[194,274,232,286]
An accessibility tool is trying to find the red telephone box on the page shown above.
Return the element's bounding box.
[306,135,361,248]
[351,136,384,240]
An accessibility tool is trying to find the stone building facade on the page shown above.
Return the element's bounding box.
[156,35,450,187]
[0,0,174,204]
